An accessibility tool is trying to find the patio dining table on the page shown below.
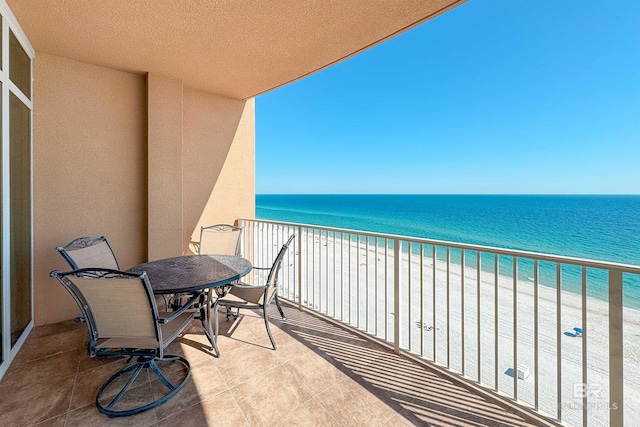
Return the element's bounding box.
[126,254,252,357]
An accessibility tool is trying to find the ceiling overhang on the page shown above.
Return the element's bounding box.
[8,0,466,99]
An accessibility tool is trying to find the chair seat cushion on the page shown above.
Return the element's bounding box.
[222,284,275,306]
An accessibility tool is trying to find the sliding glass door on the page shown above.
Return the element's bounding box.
[0,4,33,378]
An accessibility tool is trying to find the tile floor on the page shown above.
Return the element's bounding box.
[0,301,554,426]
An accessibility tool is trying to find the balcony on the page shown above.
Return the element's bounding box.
[0,301,549,426]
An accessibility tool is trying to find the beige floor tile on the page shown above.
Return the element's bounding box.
[269,329,315,364]
[315,376,398,427]
[164,334,218,366]
[213,312,277,355]
[274,398,341,427]
[284,351,348,396]
[66,389,158,427]
[231,365,312,426]
[501,411,542,426]
[28,319,85,339]
[384,413,420,426]
[157,390,249,427]
[12,326,86,365]
[0,349,81,392]
[77,353,129,374]
[152,359,227,422]
[70,358,149,410]
[33,413,68,427]
[215,342,280,388]
[0,374,75,427]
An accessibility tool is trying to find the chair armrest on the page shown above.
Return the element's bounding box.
[233,282,267,289]
[158,292,200,324]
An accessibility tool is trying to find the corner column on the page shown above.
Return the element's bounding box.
[147,74,183,260]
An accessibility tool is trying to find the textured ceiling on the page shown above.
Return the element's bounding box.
[8,0,465,99]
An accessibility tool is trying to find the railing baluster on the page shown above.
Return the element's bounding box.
[348,233,351,325]
[317,229,320,312]
[420,244,424,358]
[394,238,401,354]
[326,230,329,314]
[557,263,562,422]
[357,234,360,329]
[609,268,623,427]
[447,247,451,369]
[581,266,587,427]
[462,249,465,376]
[375,237,379,337]
[534,259,539,411]
[494,255,499,392]
[513,257,518,401]
[340,232,344,321]
[366,236,369,332]
[333,231,336,317]
[385,239,388,341]
[409,242,412,352]
[304,227,313,308]
[477,251,481,384]
[433,245,436,363]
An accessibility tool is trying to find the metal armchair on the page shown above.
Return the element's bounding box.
[198,224,243,256]
[50,268,197,418]
[196,224,243,304]
[56,235,169,310]
[213,234,295,351]
[55,236,119,270]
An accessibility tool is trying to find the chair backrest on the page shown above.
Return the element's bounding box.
[265,234,296,289]
[55,236,119,270]
[199,224,243,256]
[50,269,160,354]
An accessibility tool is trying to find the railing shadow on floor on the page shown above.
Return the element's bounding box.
[265,300,550,427]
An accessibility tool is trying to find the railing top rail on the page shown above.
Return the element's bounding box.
[239,217,640,274]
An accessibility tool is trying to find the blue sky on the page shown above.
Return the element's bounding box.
[256,0,640,194]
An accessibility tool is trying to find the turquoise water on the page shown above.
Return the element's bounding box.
[256,195,640,308]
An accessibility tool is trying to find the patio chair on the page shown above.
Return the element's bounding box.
[213,234,295,351]
[50,268,197,418]
[55,236,119,270]
[198,223,243,256]
[195,223,243,302]
[56,236,169,310]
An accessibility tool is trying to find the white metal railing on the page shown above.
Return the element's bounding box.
[238,217,640,427]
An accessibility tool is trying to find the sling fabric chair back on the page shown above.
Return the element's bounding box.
[198,224,243,256]
[50,268,194,417]
[56,236,119,270]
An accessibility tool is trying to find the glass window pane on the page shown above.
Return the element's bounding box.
[0,20,3,71]
[10,93,31,346]
[10,30,31,99]
[0,81,2,361]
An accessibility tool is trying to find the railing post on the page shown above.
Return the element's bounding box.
[297,226,303,310]
[394,238,400,354]
[238,219,245,256]
[609,268,623,426]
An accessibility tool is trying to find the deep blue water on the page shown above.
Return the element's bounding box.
[256,195,640,307]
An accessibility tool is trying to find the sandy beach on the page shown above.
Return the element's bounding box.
[248,225,639,426]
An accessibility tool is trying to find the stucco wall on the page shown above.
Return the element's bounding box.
[182,90,255,251]
[33,54,148,325]
[33,55,256,325]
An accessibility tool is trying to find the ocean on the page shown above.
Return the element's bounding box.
[256,194,640,308]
